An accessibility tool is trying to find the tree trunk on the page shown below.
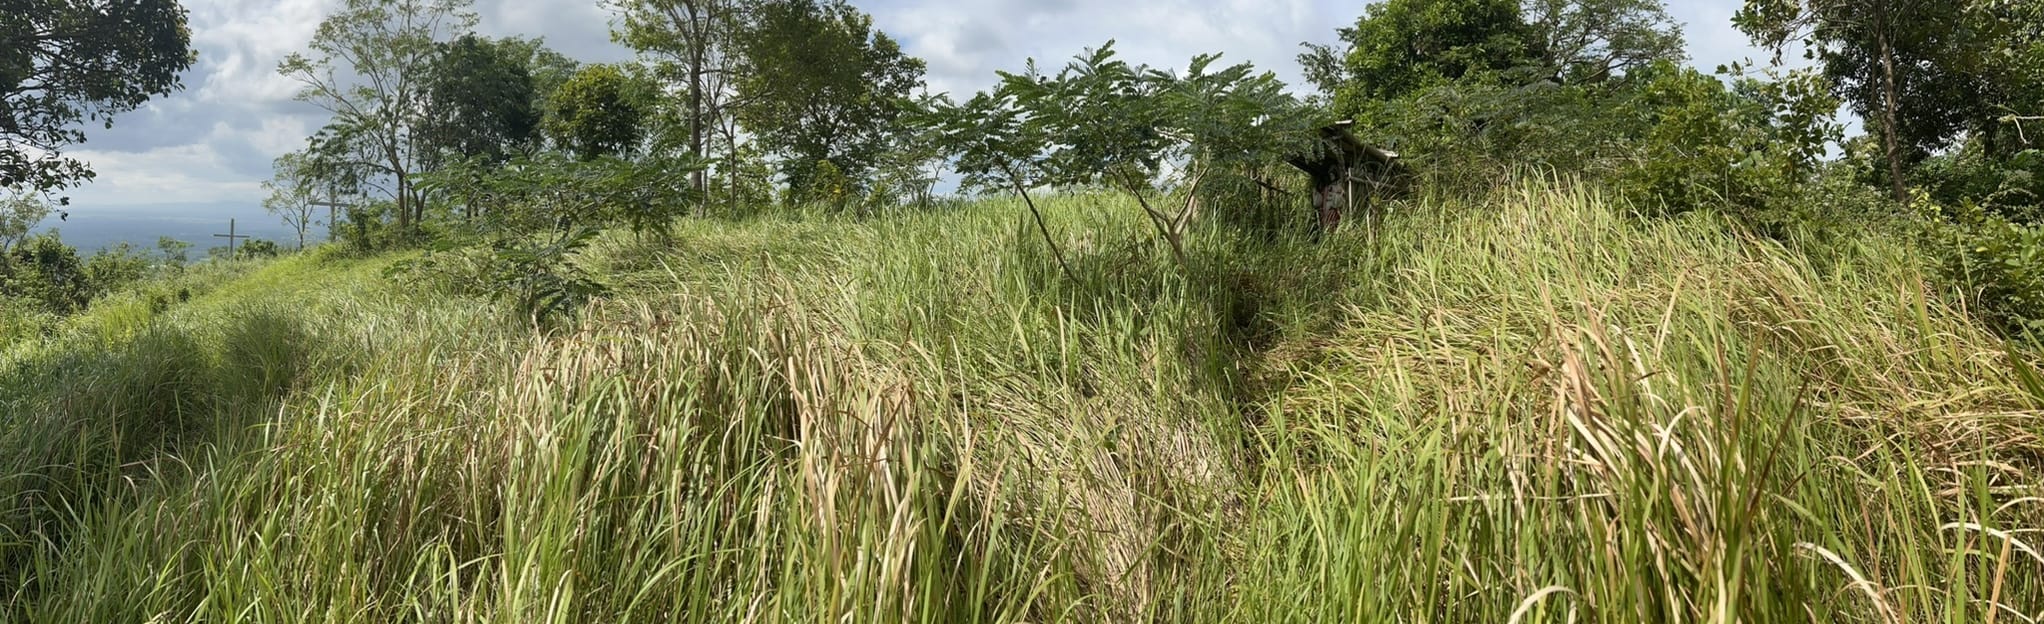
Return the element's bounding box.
[725,119,740,214]
[999,161,1076,282]
[690,42,708,194]
[1875,15,1909,203]
[395,173,411,233]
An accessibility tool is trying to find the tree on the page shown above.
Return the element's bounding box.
[499,38,582,139]
[0,0,196,195]
[1524,0,1686,82]
[544,65,649,161]
[278,0,478,234]
[733,0,925,193]
[1017,45,1318,266]
[1615,62,1842,223]
[1932,2,2044,175]
[0,193,52,261]
[1302,0,1537,117]
[947,44,1318,273]
[930,88,1076,280]
[1736,0,1982,202]
[419,35,543,168]
[156,236,191,265]
[2,232,89,315]
[868,92,949,210]
[264,152,323,250]
[609,0,752,193]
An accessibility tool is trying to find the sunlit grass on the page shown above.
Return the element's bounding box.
[2,180,2039,622]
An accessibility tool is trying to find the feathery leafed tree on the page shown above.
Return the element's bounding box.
[278,0,478,234]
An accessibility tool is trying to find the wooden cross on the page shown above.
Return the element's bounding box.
[214,218,249,256]
[309,192,350,242]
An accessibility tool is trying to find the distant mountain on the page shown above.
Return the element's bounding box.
[30,202,311,253]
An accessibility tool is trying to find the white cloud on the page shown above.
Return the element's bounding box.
[64,143,265,206]
[868,0,1349,98]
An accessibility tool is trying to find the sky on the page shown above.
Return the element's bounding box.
[41,0,1775,248]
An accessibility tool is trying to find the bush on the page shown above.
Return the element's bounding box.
[424,152,700,239]
[3,233,91,315]
[338,201,401,252]
[1926,198,2044,336]
[1915,140,2044,224]
[798,158,854,211]
[235,239,281,260]
[1363,80,1645,192]
[390,227,609,327]
[1614,63,1839,230]
[83,243,152,296]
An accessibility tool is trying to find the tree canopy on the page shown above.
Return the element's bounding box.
[419,35,545,168]
[609,0,751,192]
[0,0,196,195]
[278,0,478,232]
[1303,0,1536,116]
[732,0,925,195]
[544,64,650,161]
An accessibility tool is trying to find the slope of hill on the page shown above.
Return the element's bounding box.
[3,182,2040,622]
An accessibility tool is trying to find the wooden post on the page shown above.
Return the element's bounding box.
[213,218,249,257]
[309,196,350,245]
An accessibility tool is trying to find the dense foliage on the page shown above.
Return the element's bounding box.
[418,34,545,167]
[0,0,196,196]
[732,0,926,197]
[543,64,651,162]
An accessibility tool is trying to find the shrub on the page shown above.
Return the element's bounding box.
[1927,198,2044,336]
[235,239,281,260]
[1916,140,2044,224]
[3,233,91,315]
[799,158,854,211]
[1614,63,1840,230]
[338,201,401,252]
[83,243,152,297]
[390,227,609,327]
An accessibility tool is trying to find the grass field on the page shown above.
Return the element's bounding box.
[3,181,2040,622]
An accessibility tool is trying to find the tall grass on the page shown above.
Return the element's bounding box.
[2,180,2038,622]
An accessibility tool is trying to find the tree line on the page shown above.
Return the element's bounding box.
[4,0,2044,333]
[260,0,932,249]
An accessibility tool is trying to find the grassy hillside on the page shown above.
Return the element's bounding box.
[3,182,2040,622]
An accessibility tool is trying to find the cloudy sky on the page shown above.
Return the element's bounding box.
[55,0,1771,223]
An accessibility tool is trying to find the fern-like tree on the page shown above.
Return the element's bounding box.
[935,44,1319,277]
[1002,43,1318,268]
[929,86,1076,279]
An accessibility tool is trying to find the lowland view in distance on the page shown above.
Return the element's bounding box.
[3,0,2043,621]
